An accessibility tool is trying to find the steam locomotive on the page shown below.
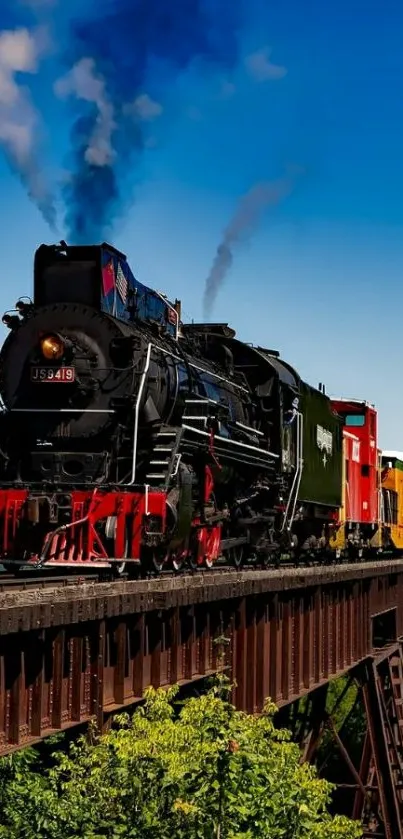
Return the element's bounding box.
[0,241,347,573]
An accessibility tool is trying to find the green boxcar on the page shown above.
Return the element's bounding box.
[298,381,343,509]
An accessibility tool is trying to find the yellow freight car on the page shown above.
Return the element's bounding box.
[381,451,403,550]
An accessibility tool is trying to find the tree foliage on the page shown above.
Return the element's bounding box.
[0,680,362,839]
[319,676,366,770]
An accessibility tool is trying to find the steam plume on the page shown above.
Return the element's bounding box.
[0,26,56,228]
[203,171,300,318]
[57,0,240,243]
[55,58,116,168]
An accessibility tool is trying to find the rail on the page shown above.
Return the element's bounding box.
[0,558,402,610]
[0,573,100,592]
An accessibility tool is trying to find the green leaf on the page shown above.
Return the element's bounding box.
[0,680,363,839]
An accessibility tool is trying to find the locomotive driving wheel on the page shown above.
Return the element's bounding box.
[171,547,188,572]
[261,548,281,569]
[205,527,222,569]
[187,547,200,571]
[187,526,220,570]
[226,544,244,569]
[143,546,169,574]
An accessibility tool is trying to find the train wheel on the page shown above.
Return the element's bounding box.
[150,548,169,574]
[171,548,187,572]
[262,550,280,569]
[227,545,244,569]
[205,528,221,569]
[187,529,205,571]
[187,553,199,571]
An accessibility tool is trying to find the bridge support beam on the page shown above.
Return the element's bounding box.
[0,563,402,834]
[354,647,403,838]
[289,643,403,838]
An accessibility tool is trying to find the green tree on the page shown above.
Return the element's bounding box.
[317,676,366,772]
[0,680,362,839]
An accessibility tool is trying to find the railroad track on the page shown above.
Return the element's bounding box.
[0,552,400,594]
[0,574,100,592]
[0,564,253,591]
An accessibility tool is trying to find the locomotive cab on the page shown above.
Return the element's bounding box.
[34,242,99,308]
[33,241,180,338]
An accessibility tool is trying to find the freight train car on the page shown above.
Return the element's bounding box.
[330,399,382,558]
[381,451,403,550]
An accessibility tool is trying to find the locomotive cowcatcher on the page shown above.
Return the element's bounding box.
[0,241,343,574]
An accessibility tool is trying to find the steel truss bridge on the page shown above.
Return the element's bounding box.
[1,561,403,837]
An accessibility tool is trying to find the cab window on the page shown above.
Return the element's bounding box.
[345,414,365,427]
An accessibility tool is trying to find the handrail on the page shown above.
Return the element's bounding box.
[129,342,152,485]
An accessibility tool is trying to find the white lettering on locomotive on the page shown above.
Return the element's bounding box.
[316,425,333,455]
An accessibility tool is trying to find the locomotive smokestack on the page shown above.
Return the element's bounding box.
[174,299,183,337]
[174,299,181,322]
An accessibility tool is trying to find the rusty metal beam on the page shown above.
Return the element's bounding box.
[0,561,401,635]
[0,567,398,755]
[326,714,368,798]
[0,564,399,759]
[299,685,328,764]
[360,661,403,839]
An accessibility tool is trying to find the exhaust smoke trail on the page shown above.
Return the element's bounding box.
[0,25,56,228]
[56,0,241,243]
[202,170,301,319]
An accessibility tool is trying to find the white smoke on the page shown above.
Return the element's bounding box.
[244,47,287,82]
[0,26,56,226]
[54,57,116,167]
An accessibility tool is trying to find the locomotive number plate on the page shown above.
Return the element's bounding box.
[30,367,75,383]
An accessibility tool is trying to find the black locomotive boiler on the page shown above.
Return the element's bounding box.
[0,241,343,573]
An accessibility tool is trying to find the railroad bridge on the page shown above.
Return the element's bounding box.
[1,561,403,837]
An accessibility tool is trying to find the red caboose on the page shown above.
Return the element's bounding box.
[330,399,381,556]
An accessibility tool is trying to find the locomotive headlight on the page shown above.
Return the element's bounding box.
[40,333,65,361]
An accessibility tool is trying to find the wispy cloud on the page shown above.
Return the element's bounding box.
[245,47,287,82]
[219,79,236,99]
[0,25,56,226]
[125,93,163,121]
[187,105,203,121]
[55,57,116,167]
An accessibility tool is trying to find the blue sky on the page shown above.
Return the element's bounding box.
[0,0,402,447]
